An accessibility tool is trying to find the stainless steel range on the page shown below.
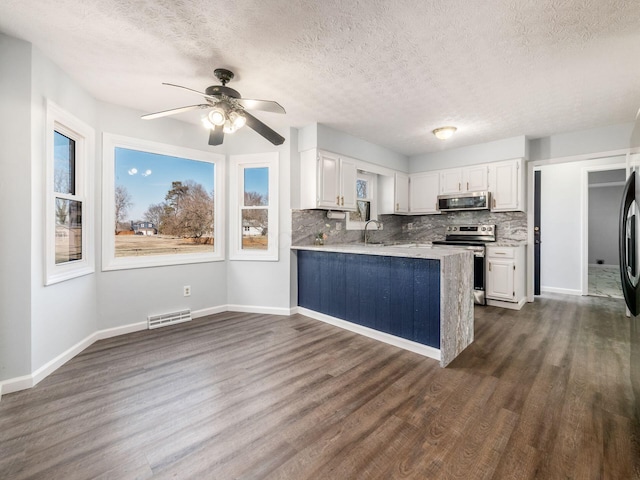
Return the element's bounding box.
[432,224,496,305]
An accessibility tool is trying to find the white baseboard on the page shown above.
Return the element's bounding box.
[297,307,441,363]
[96,321,147,340]
[0,304,297,400]
[227,304,295,316]
[541,286,583,296]
[192,305,227,318]
[486,297,527,310]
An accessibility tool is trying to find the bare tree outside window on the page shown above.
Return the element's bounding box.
[114,185,132,234]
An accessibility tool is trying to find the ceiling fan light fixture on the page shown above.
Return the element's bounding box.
[201,116,214,129]
[433,126,457,140]
[208,107,226,126]
[223,119,237,134]
[229,110,246,129]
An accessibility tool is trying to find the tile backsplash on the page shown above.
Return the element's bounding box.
[292,209,528,245]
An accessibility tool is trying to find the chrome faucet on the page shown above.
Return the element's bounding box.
[364,220,382,245]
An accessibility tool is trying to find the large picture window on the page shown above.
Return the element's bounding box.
[45,102,95,285]
[102,134,224,270]
[230,153,279,261]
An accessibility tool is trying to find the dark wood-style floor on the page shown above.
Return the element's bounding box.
[1,294,638,479]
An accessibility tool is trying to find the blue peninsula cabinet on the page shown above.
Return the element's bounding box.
[297,251,441,348]
[292,245,474,366]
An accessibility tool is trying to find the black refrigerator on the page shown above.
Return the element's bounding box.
[620,111,640,421]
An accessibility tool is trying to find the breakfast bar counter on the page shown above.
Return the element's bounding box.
[291,244,474,366]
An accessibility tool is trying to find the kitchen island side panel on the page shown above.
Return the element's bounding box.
[297,250,441,349]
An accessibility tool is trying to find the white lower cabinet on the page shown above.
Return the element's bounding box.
[486,245,526,310]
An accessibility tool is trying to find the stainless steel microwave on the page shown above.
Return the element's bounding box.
[437,191,491,212]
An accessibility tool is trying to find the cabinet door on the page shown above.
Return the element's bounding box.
[339,157,357,211]
[395,173,409,213]
[486,258,515,301]
[440,168,463,194]
[410,172,440,214]
[489,160,520,211]
[317,152,340,208]
[464,165,488,192]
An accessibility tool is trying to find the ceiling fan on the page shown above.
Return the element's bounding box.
[142,68,286,146]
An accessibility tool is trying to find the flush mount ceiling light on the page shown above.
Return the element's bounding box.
[432,126,457,140]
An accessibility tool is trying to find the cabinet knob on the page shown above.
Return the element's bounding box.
[337,196,340,205]
[341,196,344,206]
[458,182,461,191]
[396,203,399,211]
[466,182,469,191]
[493,198,496,208]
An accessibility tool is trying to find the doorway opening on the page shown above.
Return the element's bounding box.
[586,168,625,299]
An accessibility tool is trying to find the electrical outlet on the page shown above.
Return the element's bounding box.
[183,285,191,297]
[407,223,414,230]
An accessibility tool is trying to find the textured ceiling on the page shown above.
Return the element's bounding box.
[1,0,640,156]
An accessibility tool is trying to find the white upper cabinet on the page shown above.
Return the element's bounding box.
[394,172,410,214]
[300,149,357,211]
[316,151,340,207]
[410,171,440,214]
[440,168,464,194]
[488,158,524,212]
[339,156,357,210]
[464,164,489,192]
[440,165,489,194]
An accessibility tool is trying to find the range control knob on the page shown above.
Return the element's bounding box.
[488,226,493,231]
[446,226,451,231]
[481,226,486,231]
[452,226,458,231]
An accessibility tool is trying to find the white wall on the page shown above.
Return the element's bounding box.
[0,34,32,380]
[224,128,293,312]
[529,123,633,161]
[539,156,625,294]
[95,103,230,329]
[588,183,624,266]
[29,46,100,371]
[409,135,527,173]
[298,123,409,172]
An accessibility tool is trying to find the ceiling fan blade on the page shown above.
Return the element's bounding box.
[237,98,286,114]
[141,104,210,120]
[244,111,285,145]
[208,125,224,146]
[162,82,220,102]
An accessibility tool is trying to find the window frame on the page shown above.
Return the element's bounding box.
[346,171,378,230]
[45,101,95,285]
[102,133,225,271]
[229,152,279,261]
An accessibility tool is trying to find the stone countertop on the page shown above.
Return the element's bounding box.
[291,243,472,261]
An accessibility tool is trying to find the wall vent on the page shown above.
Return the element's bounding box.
[148,309,192,329]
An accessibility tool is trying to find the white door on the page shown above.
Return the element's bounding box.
[339,157,357,211]
[487,259,515,300]
[317,152,340,208]
[410,172,440,213]
[440,168,463,194]
[395,173,409,213]
[464,165,488,192]
[489,161,518,211]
